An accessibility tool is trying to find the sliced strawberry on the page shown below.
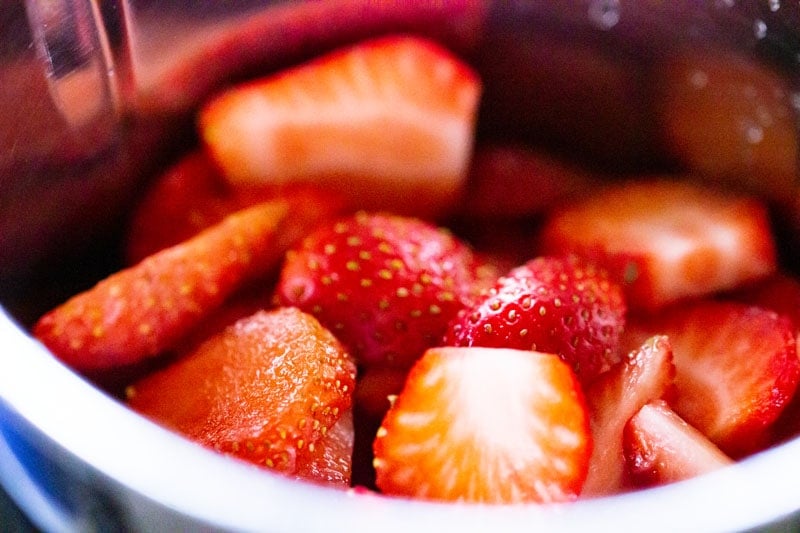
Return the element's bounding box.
[444,255,626,385]
[538,179,777,310]
[372,346,591,503]
[199,35,480,218]
[582,335,675,497]
[458,143,600,218]
[631,300,800,457]
[127,307,356,481]
[624,400,733,488]
[730,273,800,332]
[295,408,355,488]
[33,199,317,371]
[655,52,797,202]
[125,150,347,264]
[274,212,489,369]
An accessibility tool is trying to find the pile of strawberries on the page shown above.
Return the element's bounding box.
[32,35,800,504]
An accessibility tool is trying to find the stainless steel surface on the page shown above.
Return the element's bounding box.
[2,1,800,531]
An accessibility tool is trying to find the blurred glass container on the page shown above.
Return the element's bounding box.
[2,1,800,531]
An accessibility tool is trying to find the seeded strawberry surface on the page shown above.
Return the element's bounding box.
[275,212,490,369]
[444,255,626,385]
[127,307,357,481]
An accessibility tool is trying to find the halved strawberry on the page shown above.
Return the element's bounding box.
[127,307,357,482]
[582,335,675,497]
[372,346,591,503]
[34,199,317,371]
[730,273,800,332]
[624,400,733,488]
[538,179,777,310]
[630,300,800,457]
[274,211,491,369]
[444,255,626,385]
[199,35,480,218]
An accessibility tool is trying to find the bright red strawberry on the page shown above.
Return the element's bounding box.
[127,307,356,482]
[199,35,480,218]
[274,211,490,369]
[582,335,675,497]
[372,346,591,503]
[459,143,600,218]
[538,179,777,311]
[631,301,800,457]
[34,200,316,371]
[294,408,355,488]
[624,400,733,488]
[444,255,626,385]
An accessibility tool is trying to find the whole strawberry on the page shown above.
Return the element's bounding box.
[274,212,490,369]
[444,255,626,385]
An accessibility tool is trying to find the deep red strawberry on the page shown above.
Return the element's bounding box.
[730,273,800,332]
[354,366,409,422]
[199,35,480,218]
[127,307,356,483]
[624,400,733,488]
[582,335,675,497]
[538,179,777,311]
[444,255,626,385]
[629,300,800,457]
[34,199,320,371]
[372,346,591,503]
[274,211,490,369]
[125,150,347,264]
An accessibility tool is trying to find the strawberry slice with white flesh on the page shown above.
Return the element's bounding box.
[372,346,591,503]
[538,179,777,311]
[624,400,733,488]
[200,35,480,218]
[582,335,675,497]
[632,300,800,458]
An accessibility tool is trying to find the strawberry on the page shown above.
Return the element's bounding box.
[295,408,355,488]
[730,273,800,332]
[629,300,800,457]
[656,52,797,202]
[34,199,317,371]
[125,150,347,264]
[274,211,491,369]
[538,179,777,311]
[458,143,600,218]
[354,366,409,422]
[127,307,357,483]
[372,346,591,503]
[444,255,626,385]
[582,335,675,497]
[624,400,733,488]
[199,35,480,218]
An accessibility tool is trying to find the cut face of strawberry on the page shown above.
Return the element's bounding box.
[631,301,800,457]
[274,212,489,369]
[445,255,626,385]
[538,179,777,311]
[582,335,675,497]
[624,400,733,488]
[199,35,480,218]
[34,201,298,371]
[127,307,356,481]
[372,346,591,503]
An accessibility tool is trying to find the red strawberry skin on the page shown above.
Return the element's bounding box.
[538,179,777,310]
[624,400,733,488]
[127,307,356,482]
[34,200,306,371]
[199,35,480,217]
[274,212,489,369]
[294,408,355,488]
[445,255,626,385]
[632,300,800,457]
[582,335,675,497]
[373,346,591,503]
